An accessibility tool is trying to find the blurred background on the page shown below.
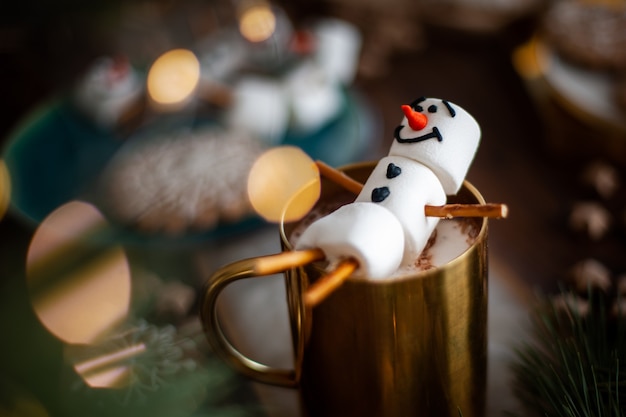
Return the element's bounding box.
[2,0,626,416]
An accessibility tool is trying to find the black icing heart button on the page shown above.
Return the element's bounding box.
[386,163,401,179]
[371,186,390,203]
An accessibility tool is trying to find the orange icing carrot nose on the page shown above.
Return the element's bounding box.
[401,105,428,131]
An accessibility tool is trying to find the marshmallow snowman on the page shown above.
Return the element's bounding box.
[295,97,481,279]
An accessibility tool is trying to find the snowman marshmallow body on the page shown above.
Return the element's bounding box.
[296,97,481,279]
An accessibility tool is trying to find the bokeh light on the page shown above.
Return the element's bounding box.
[26,201,131,345]
[238,4,277,43]
[0,159,10,220]
[247,146,320,222]
[147,49,200,107]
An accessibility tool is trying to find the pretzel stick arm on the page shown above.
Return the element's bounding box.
[304,258,359,308]
[250,247,354,308]
[254,249,325,275]
[425,203,508,219]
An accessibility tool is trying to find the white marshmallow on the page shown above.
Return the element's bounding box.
[285,63,344,132]
[388,97,480,194]
[311,18,362,85]
[225,77,289,145]
[295,203,404,280]
[295,157,445,279]
[354,156,446,266]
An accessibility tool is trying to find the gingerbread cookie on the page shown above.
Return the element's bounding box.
[98,126,263,234]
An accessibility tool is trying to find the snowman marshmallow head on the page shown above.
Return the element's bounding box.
[388,97,481,195]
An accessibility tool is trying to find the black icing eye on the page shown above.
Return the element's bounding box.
[414,105,423,112]
[428,105,437,113]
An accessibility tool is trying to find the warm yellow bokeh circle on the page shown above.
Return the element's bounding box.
[247,146,321,223]
[147,49,200,106]
[239,4,277,43]
[26,201,131,345]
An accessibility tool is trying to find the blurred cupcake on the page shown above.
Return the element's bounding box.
[515,0,626,163]
[539,0,626,123]
[542,0,626,72]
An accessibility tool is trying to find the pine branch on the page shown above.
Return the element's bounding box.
[510,290,626,417]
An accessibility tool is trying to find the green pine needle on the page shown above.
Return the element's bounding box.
[510,291,626,417]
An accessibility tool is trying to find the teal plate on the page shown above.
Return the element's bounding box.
[3,89,380,246]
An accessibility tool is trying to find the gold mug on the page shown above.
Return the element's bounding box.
[201,162,488,417]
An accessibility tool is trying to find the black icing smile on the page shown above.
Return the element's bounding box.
[394,125,443,144]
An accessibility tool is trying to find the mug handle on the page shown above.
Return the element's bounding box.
[200,250,324,388]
